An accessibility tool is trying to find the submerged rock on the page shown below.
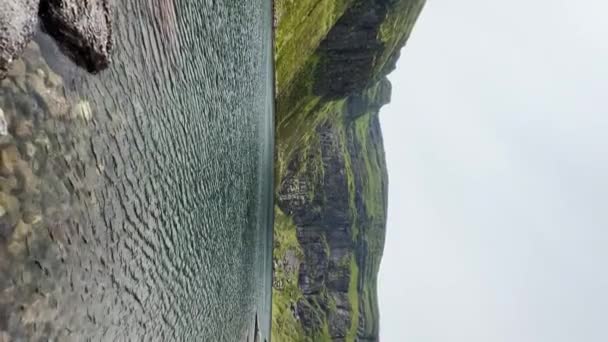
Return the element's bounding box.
[0,109,8,136]
[71,100,93,121]
[0,146,20,177]
[0,193,20,223]
[14,119,33,139]
[6,59,26,79]
[0,0,39,79]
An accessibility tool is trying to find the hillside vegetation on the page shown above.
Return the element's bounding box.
[272,0,425,340]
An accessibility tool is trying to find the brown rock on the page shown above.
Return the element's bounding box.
[13,119,33,138]
[7,220,31,256]
[0,192,19,242]
[0,108,8,136]
[71,100,93,121]
[26,74,69,118]
[6,59,25,79]
[46,69,63,88]
[15,161,38,194]
[0,193,20,223]
[0,146,20,176]
[0,176,17,193]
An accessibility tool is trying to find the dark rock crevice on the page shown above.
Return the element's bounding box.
[313,0,394,98]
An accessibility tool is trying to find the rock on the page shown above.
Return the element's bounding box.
[23,143,36,160]
[22,213,41,226]
[276,94,395,339]
[7,220,31,256]
[46,69,63,88]
[0,214,12,242]
[0,146,21,176]
[71,100,93,121]
[0,109,8,136]
[0,192,20,242]
[15,161,38,194]
[7,59,26,79]
[26,73,69,117]
[34,132,51,152]
[35,68,45,79]
[21,42,42,73]
[25,73,47,98]
[20,196,42,225]
[0,331,10,342]
[0,176,18,193]
[0,136,13,150]
[21,270,32,284]
[13,119,33,138]
[0,79,11,89]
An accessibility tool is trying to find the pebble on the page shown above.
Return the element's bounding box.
[1,146,20,176]
[7,59,26,78]
[0,331,10,342]
[0,109,8,136]
[72,101,93,121]
[14,120,33,139]
[46,70,63,88]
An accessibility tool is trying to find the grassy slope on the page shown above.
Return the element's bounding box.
[272,207,306,342]
[274,0,354,98]
[273,0,425,340]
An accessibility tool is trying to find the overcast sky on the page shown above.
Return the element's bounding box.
[378,1,608,341]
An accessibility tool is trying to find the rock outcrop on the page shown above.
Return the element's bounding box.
[272,0,425,340]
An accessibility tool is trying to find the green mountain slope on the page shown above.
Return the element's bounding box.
[273,1,425,340]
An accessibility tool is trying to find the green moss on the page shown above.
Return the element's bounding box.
[317,322,333,342]
[336,119,359,240]
[353,114,384,222]
[273,0,426,339]
[272,207,306,342]
[275,0,354,94]
[346,256,360,340]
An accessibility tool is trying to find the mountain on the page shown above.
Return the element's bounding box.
[272,0,425,340]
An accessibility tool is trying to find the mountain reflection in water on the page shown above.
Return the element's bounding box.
[0,0,273,340]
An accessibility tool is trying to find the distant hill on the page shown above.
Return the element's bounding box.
[272,1,425,340]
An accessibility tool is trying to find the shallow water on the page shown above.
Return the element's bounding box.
[0,0,273,341]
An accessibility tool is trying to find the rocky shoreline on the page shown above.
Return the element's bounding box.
[0,40,99,341]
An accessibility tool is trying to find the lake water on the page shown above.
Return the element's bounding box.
[0,0,273,341]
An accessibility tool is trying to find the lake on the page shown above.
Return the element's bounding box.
[0,0,273,340]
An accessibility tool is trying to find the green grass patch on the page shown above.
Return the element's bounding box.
[275,0,354,93]
[272,207,306,342]
[353,114,384,223]
[346,255,360,340]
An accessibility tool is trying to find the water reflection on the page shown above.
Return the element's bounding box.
[0,0,273,340]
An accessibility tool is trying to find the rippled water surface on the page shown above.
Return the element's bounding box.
[0,0,273,340]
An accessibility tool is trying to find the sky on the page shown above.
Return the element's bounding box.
[378,1,608,341]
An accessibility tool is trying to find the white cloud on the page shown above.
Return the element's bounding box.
[378,1,608,341]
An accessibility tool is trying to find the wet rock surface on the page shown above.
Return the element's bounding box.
[0,0,113,80]
[39,0,113,73]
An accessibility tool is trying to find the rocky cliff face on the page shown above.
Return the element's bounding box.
[273,0,424,341]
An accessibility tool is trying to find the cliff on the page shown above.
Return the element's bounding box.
[272,0,425,340]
